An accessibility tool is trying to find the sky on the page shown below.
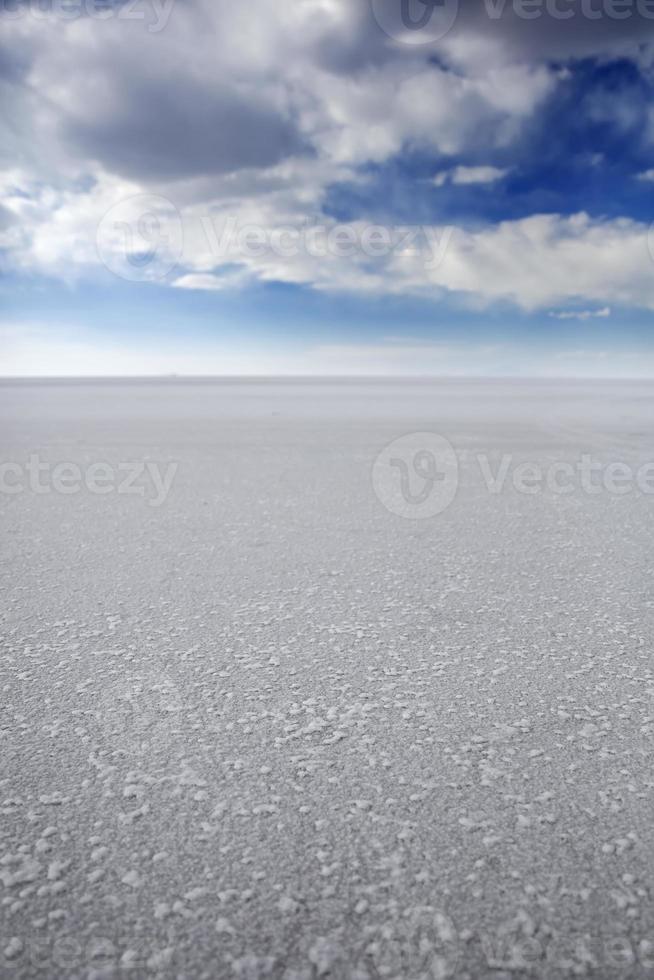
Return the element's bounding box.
[2,0,654,376]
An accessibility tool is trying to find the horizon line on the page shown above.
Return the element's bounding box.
[1,374,653,384]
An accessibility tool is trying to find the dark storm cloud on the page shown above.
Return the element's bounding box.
[369,0,654,60]
[463,3,654,61]
[63,75,307,181]
[5,0,654,193]
[0,42,32,82]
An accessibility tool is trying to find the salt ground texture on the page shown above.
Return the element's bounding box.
[1,378,653,979]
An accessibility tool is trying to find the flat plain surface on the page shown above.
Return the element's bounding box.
[1,379,654,979]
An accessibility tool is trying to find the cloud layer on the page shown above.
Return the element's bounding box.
[2,0,654,315]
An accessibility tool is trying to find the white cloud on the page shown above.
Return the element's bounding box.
[7,182,654,312]
[434,165,508,186]
[383,214,654,311]
[176,211,654,312]
[548,307,612,321]
[305,62,552,166]
[173,270,252,291]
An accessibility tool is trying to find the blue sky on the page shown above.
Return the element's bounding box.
[2,1,654,375]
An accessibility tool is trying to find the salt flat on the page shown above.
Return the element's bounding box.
[1,378,654,978]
